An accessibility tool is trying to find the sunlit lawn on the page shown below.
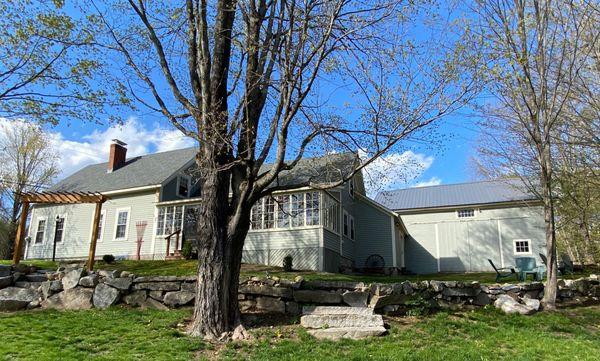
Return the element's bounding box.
[1,305,599,360]
[1,259,595,284]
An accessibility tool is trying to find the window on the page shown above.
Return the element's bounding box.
[35,219,46,244]
[514,239,531,255]
[350,216,355,240]
[96,211,106,241]
[323,193,340,233]
[155,206,184,236]
[115,209,130,239]
[177,175,190,198]
[276,195,290,228]
[264,197,276,229]
[457,209,475,218]
[343,211,349,237]
[342,211,355,239]
[54,217,65,243]
[290,193,305,227]
[250,199,264,230]
[349,178,355,197]
[305,192,320,226]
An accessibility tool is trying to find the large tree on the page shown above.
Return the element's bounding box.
[90,0,482,339]
[0,120,60,259]
[472,0,599,309]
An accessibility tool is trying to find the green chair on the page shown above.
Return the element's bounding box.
[515,257,545,281]
[488,259,517,282]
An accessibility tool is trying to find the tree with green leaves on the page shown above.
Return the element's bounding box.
[88,0,483,339]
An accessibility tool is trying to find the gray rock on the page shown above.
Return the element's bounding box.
[472,292,492,306]
[293,290,342,304]
[40,280,64,299]
[120,271,134,278]
[25,274,49,283]
[303,280,364,290]
[62,268,85,290]
[0,276,13,289]
[494,294,536,315]
[14,281,43,289]
[307,326,386,340]
[42,288,94,310]
[342,291,369,307]
[0,287,41,311]
[301,314,384,329]
[402,281,414,295]
[286,301,300,315]
[442,287,480,298]
[12,272,23,282]
[382,305,400,315]
[133,282,180,291]
[133,275,195,283]
[123,290,148,306]
[302,306,374,316]
[79,275,99,288]
[163,290,195,307]
[369,293,408,309]
[255,297,286,313]
[591,285,600,298]
[148,290,164,301]
[139,297,169,311]
[239,284,293,299]
[430,280,445,292]
[239,300,256,312]
[522,297,540,311]
[93,283,120,309]
[180,282,197,293]
[501,284,520,293]
[105,277,132,291]
[0,265,11,277]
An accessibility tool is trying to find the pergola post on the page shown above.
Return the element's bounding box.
[87,201,103,272]
[12,202,30,265]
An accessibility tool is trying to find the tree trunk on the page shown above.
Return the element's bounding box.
[187,167,251,340]
[540,145,558,310]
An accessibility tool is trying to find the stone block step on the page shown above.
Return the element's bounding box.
[307,326,387,340]
[302,306,374,316]
[301,314,384,329]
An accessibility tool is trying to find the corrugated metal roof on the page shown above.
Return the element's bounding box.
[51,148,357,193]
[374,179,539,211]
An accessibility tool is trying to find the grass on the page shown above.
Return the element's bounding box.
[2,259,595,284]
[1,305,599,360]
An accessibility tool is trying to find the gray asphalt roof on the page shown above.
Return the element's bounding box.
[51,147,199,192]
[51,148,358,193]
[374,179,539,211]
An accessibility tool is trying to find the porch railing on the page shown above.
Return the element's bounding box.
[165,229,181,258]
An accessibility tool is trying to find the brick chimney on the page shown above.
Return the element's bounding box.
[108,139,127,173]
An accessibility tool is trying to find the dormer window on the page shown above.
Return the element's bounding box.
[177,175,191,198]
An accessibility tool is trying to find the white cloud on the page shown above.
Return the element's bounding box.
[361,150,438,197]
[414,176,442,188]
[0,117,195,179]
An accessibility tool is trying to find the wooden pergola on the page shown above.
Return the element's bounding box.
[13,191,108,271]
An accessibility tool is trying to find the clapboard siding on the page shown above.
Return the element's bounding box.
[353,196,394,269]
[323,228,340,252]
[400,205,546,273]
[244,227,320,250]
[26,190,158,260]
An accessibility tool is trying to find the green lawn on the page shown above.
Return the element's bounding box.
[2,259,595,284]
[1,305,599,360]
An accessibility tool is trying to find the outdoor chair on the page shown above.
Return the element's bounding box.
[515,257,545,281]
[488,259,517,282]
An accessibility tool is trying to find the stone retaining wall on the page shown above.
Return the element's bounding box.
[1,264,598,314]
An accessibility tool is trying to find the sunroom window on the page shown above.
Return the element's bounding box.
[156,205,184,236]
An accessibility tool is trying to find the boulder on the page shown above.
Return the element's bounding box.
[239,284,292,299]
[79,275,99,288]
[0,287,40,311]
[522,297,540,311]
[472,292,492,306]
[590,285,600,298]
[120,271,134,278]
[42,288,93,310]
[93,284,120,309]
[123,291,148,306]
[442,287,480,298]
[62,268,86,290]
[133,282,180,291]
[104,277,133,291]
[133,275,194,283]
[342,291,369,307]
[163,290,195,307]
[307,327,386,340]
[494,294,536,315]
[369,293,408,309]
[402,281,414,295]
[25,274,49,283]
[12,264,35,275]
[301,314,384,329]
[0,276,13,289]
[139,297,169,311]
[293,290,342,304]
[239,300,256,312]
[40,280,63,299]
[0,265,11,277]
[14,281,43,289]
[180,282,197,293]
[302,306,374,316]
[255,297,286,313]
[286,301,300,315]
[303,280,364,290]
[148,291,164,301]
[430,280,445,292]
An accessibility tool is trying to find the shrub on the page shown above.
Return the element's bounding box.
[102,254,115,264]
[283,255,293,272]
[181,240,196,260]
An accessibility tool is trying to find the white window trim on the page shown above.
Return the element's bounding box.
[342,210,349,238]
[113,207,131,241]
[456,208,477,219]
[176,174,192,198]
[34,216,47,245]
[248,191,323,233]
[90,210,107,242]
[52,214,67,243]
[348,177,355,198]
[323,193,340,235]
[349,214,355,241]
[513,239,532,255]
